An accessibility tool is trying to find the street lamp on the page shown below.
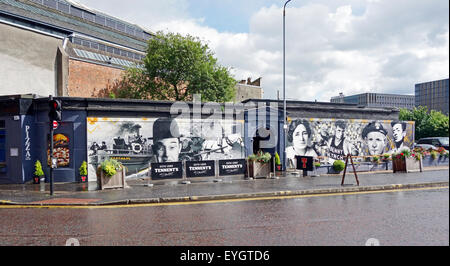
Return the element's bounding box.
[283,0,292,171]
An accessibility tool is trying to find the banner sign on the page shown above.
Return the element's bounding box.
[219,159,246,176]
[151,162,183,180]
[296,156,314,171]
[186,160,215,178]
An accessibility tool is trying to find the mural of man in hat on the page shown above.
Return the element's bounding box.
[151,118,182,163]
[362,121,388,156]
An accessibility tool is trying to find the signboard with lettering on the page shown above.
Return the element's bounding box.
[296,156,313,171]
[151,162,183,180]
[186,160,215,178]
[218,159,246,176]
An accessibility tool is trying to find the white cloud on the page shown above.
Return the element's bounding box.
[77,0,449,102]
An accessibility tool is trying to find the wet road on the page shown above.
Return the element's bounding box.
[0,187,448,246]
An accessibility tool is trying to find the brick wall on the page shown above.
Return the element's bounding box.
[68,59,124,97]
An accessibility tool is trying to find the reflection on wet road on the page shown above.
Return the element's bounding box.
[0,188,448,246]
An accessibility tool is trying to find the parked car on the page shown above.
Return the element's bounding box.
[413,143,438,150]
[416,137,449,151]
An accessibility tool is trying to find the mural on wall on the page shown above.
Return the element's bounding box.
[286,118,415,168]
[87,117,245,179]
[47,133,70,167]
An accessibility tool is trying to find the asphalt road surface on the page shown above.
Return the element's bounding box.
[0,187,448,246]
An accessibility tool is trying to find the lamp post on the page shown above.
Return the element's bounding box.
[283,0,292,171]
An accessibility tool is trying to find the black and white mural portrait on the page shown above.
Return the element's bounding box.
[285,118,415,168]
[87,117,245,180]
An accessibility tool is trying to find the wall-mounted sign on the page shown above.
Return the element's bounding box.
[24,125,31,161]
[219,159,246,176]
[151,162,183,180]
[295,156,313,171]
[47,133,70,167]
[186,160,215,178]
[10,148,19,157]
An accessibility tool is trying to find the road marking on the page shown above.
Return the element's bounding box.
[0,186,448,209]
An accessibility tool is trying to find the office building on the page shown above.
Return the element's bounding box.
[331,92,415,110]
[415,78,449,115]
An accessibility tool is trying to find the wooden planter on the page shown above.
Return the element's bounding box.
[97,167,126,190]
[248,161,271,178]
[393,157,422,173]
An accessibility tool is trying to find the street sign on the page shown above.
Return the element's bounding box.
[52,121,58,130]
[219,159,246,176]
[295,156,313,171]
[151,162,183,180]
[186,160,215,178]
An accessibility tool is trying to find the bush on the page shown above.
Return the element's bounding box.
[248,150,272,164]
[430,150,438,160]
[333,160,346,172]
[34,160,44,177]
[373,156,379,163]
[274,152,281,165]
[382,154,391,161]
[98,159,122,177]
[79,161,88,176]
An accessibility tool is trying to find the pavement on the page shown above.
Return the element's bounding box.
[0,166,448,206]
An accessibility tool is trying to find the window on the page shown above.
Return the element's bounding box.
[70,6,83,18]
[83,11,95,22]
[57,1,70,13]
[43,0,57,9]
[106,18,116,29]
[95,15,106,26]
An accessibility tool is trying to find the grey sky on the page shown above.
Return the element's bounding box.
[75,0,449,101]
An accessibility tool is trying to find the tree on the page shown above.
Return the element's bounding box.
[399,106,449,140]
[116,31,236,102]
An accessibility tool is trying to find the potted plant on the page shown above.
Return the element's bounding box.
[332,160,345,173]
[247,150,272,178]
[392,149,422,173]
[430,150,438,160]
[372,156,380,164]
[96,159,126,190]
[33,160,44,184]
[79,161,88,183]
[274,152,282,171]
[382,153,391,161]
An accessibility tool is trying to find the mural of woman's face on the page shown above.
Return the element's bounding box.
[293,124,309,150]
[366,132,386,155]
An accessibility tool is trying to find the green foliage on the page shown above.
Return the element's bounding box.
[399,107,449,140]
[430,150,438,160]
[274,152,281,165]
[115,31,236,102]
[34,160,44,177]
[372,156,379,163]
[333,160,346,172]
[79,161,88,176]
[248,151,272,164]
[99,159,122,177]
[314,162,321,167]
[382,153,391,160]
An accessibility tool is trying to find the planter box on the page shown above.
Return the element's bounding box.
[97,167,126,190]
[248,161,271,178]
[393,157,422,173]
